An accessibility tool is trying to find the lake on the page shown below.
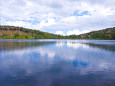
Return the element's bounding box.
[0,39,115,86]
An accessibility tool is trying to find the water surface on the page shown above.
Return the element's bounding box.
[0,39,115,86]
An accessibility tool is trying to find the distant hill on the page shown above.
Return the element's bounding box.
[0,25,115,40]
[67,27,115,40]
[0,26,62,39]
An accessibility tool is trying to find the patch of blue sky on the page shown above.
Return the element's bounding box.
[53,17,60,22]
[32,20,40,24]
[45,20,48,23]
[45,17,60,22]
[0,17,9,21]
[18,19,40,24]
[73,10,91,16]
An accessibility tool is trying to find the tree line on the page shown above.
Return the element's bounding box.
[0,25,115,40]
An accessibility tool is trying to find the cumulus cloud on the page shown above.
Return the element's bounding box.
[67,29,90,35]
[0,0,115,35]
[55,31,64,35]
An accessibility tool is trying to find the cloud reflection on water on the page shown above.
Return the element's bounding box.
[0,40,115,86]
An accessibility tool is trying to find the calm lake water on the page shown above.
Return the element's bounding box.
[0,39,115,86]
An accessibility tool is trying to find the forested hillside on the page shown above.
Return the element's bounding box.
[0,26,62,39]
[67,27,115,40]
[0,25,115,39]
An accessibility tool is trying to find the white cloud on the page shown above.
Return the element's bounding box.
[0,0,115,34]
[67,29,90,35]
[55,31,64,35]
[66,41,89,49]
[39,18,56,28]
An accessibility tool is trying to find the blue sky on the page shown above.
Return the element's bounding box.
[0,0,115,35]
